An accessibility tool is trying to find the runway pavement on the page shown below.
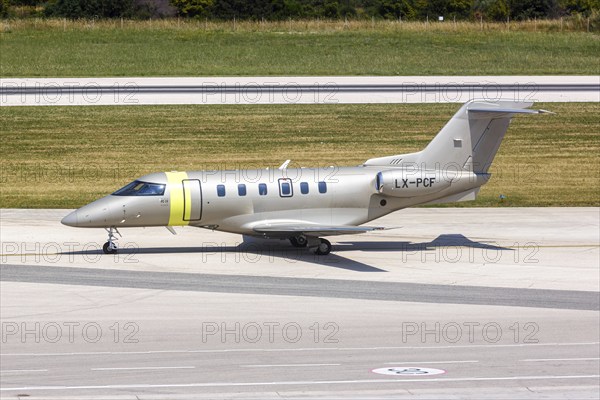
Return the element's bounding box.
[1,207,599,399]
[1,76,598,106]
[1,264,597,311]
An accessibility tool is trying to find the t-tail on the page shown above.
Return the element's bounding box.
[365,100,551,173]
[365,100,551,204]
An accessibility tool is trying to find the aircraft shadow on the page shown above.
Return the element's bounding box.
[62,244,385,273]
[60,234,509,273]
[335,234,512,252]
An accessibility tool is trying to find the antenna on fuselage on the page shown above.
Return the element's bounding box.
[278,160,291,170]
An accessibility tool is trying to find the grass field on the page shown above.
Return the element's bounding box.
[0,102,598,208]
[1,19,598,77]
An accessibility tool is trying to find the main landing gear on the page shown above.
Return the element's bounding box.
[313,238,332,256]
[103,227,120,254]
[289,235,332,256]
[289,235,308,248]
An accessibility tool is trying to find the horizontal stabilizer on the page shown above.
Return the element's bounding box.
[467,103,553,117]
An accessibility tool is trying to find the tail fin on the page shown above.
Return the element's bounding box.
[365,100,550,173]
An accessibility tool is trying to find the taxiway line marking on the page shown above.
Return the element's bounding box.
[2,342,597,357]
[91,366,195,371]
[2,375,599,391]
[520,358,600,362]
[0,369,48,374]
[242,363,340,368]
[385,360,478,364]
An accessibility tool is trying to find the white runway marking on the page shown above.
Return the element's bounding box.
[2,342,597,357]
[243,363,340,368]
[373,366,446,376]
[91,366,195,371]
[0,369,48,374]
[1,375,599,392]
[521,358,600,362]
[384,360,478,364]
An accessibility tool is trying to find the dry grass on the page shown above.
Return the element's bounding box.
[1,17,597,33]
[0,103,598,208]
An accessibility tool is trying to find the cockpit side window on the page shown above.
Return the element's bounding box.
[113,181,165,196]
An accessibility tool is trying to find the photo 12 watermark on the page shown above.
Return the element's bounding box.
[397,240,540,264]
[1,241,139,264]
[0,162,132,185]
[400,321,540,345]
[1,81,140,106]
[200,321,340,345]
[2,321,140,344]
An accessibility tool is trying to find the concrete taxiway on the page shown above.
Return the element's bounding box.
[1,207,599,399]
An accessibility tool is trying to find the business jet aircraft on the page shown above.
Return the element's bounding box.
[62,100,549,255]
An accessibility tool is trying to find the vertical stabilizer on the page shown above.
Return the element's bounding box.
[364,100,548,173]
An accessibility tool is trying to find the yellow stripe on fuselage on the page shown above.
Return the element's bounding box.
[166,171,189,226]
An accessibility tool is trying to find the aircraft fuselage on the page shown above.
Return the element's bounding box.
[63,165,485,236]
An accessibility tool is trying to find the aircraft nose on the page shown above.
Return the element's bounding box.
[61,210,78,227]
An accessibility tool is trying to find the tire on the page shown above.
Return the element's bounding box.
[289,236,308,248]
[314,238,332,256]
[103,242,117,254]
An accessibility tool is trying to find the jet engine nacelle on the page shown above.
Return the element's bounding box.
[376,169,452,198]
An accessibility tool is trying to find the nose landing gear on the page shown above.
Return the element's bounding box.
[103,227,121,254]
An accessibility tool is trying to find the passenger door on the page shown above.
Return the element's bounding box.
[182,179,202,221]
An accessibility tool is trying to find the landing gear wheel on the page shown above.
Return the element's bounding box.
[102,241,117,254]
[314,238,332,256]
[103,226,120,254]
[289,235,308,248]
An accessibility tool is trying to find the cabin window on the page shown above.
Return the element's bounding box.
[238,184,247,196]
[113,181,165,196]
[258,183,268,196]
[300,182,309,194]
[318,181,327,194]
[217,185,226,197]
[278,178,293,197]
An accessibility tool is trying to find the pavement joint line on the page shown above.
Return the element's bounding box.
[520,358,600,362]
[2,342,598,357]
[2,375,600,391]
[384,360,479,364]
[0,369,48,373]
[242,363,341,368]
[91,366,195,371]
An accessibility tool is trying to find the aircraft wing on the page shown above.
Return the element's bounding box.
[252,222,387,237]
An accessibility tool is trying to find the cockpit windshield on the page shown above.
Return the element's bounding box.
[112,181,165,196]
